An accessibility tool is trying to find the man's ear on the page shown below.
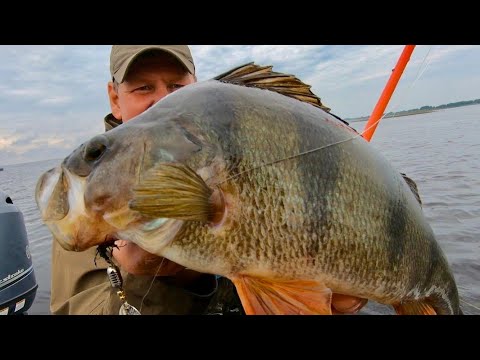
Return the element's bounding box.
[107,82,122,121]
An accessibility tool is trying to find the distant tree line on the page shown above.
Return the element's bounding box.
[347,98,480,121]
[417,98,480,111]
[384,98,480,117]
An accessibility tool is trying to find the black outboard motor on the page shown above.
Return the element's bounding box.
[0,189,38,315]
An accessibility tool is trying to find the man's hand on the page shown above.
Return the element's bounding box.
[112,240,186,276]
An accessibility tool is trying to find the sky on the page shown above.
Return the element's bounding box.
[0,45,479,166]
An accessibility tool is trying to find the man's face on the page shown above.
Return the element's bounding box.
[108,52,196,122]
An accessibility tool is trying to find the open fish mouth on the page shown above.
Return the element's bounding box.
[35,165,130,251]
[36,158,188,253]
[36,166,70,222]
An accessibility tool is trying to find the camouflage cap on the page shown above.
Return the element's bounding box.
[110,45,195,83]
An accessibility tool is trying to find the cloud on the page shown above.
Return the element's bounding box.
[0,108,107,165]
[191,45,329,81]
[1,88,45,98]
[0,45,479,165]
[0,136,16,149]
[37,96,73,106]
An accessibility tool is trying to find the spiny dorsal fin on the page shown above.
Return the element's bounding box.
[213,62,331,113]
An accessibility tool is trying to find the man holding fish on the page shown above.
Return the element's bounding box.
[44,45,460,315]
[49,45,369,315]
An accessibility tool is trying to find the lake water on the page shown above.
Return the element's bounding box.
[1,105,479,315]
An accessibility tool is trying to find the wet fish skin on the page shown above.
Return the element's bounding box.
[36,71,461,315]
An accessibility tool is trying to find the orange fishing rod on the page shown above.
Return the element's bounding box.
[362,45,416,142]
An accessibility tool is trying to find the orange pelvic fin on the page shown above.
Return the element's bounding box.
[230,275,333,315]
[393,301,437,315]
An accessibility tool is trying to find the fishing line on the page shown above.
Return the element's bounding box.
[458,284,480,312]
[460,298,480,312]
[360,45,434,138]
[217,133,360,185]
[216,46,435,186]
[139,257,165,313]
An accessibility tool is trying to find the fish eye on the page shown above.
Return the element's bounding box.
[83,135,109,162]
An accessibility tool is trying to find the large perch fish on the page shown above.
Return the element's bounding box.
[36,63,461,315]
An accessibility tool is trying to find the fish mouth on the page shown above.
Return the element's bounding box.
[37,162,183,254]
[36,166,69,222]
[35,165,123,252]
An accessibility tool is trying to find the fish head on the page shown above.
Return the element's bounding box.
[35,95,220,252]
